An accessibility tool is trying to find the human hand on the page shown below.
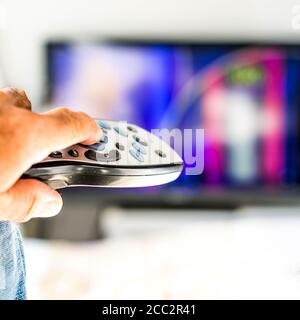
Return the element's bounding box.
[0,88,102,222]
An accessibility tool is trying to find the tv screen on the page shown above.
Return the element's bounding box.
[45,41,300,203]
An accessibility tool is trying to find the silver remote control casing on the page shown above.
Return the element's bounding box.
[23,120,183,189]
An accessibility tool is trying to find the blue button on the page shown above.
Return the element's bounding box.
[114,126,128,137]
[99,135,108,144]
[90,143,105,151]
[96,120,111,130]
[81,142,105,152]
[129,148,144,162]
[132,142,146,154]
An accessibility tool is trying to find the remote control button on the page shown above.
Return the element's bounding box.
[127,125,137,133]
[114,126,128,137]
[90,143,105,152]
[84,149,120,162]
[68,149,79,157]
[84,150,97,161]
[80,142,105,152]
[49,151,62,158]
[47,180,68,189]
[99,135,108,144]
[96,120,111,130]
[129,148,144,162]
[133,135,148,146]
[155,149,166,158]
[132,142,146,154]
[115,142,125,151]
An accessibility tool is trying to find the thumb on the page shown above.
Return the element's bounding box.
[0,179,63,223]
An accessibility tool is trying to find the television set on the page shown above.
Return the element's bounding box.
[44,40,300,207]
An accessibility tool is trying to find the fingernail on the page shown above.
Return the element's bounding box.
[35,200,63,218]
[97,128,103,142]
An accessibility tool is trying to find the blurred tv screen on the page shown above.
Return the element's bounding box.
[45,41,300,196]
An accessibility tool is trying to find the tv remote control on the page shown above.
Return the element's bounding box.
[22,120,183,189]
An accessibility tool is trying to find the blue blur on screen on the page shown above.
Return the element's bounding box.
[46,42,300,191]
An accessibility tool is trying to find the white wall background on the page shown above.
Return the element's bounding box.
[0,0,299,108]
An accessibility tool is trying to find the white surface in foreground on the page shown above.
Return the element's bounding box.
[25,206,300,299]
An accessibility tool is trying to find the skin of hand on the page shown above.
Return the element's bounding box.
[0,87,102,223]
